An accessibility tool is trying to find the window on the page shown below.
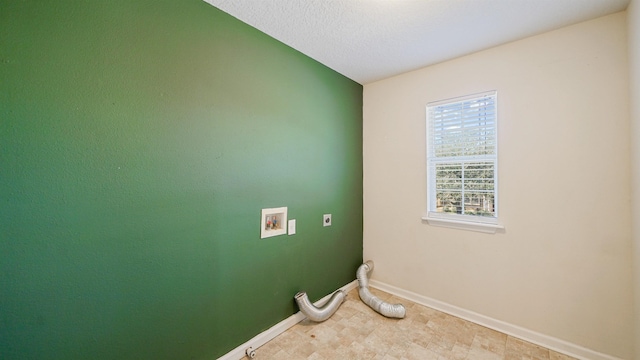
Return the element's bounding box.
[424,91,503,233]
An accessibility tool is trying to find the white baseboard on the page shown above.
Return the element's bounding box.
[217,280,358,360]
[369,280,624,360]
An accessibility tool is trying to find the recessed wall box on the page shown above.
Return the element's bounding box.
[261,207,287,239]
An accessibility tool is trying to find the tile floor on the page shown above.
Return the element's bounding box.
[245,288,577,360]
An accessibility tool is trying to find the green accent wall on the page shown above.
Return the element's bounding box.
[0,1,363,359]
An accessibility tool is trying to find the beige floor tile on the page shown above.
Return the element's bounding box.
[550,350,579,360]
[247,288,579,360]
[466,346,505,360]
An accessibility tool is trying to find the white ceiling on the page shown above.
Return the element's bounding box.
[204,0,630,84]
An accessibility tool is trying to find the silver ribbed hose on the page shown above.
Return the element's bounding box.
[356,261,406,318]
[294,290,345,322]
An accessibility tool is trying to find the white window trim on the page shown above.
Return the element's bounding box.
[421,216,504,234]
[424,91,504,233]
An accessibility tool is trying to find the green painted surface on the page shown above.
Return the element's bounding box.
[0,1,363,359]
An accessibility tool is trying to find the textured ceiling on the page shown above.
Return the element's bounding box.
[204,0,630,84]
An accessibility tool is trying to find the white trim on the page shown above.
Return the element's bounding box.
[369,280,623,360]
[422,216,504,233]
[426,90,500,228]
[216,280,358,360]
[426,90,498,107]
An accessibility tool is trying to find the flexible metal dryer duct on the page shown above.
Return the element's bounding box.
[357,261,406,318]
[294,290,345,322]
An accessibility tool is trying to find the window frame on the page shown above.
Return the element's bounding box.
[423,91,504,233]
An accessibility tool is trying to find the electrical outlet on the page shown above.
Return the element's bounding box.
[323,214,331,227]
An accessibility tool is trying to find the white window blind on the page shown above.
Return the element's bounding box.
[426,91,497,223]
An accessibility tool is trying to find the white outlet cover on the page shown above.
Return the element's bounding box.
[288,219,296,235]
[323,214,331,227]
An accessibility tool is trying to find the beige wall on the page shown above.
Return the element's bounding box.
[363,12,633,359]
[628,1,640,359]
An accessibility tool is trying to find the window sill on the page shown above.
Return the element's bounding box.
[421,216,504,234]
